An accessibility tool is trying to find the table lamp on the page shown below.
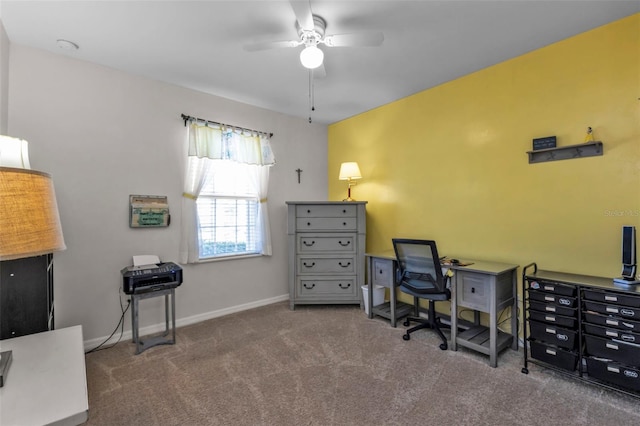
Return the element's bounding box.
[0,136,66,387]
[338,162,362,202]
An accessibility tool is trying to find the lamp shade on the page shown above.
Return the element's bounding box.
[338,162,362,180]
[300,45,324,69]
[0,167,66,260]
[0,135,30,169]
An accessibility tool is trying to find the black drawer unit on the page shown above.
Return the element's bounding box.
[522,263,640,399]
[524,270,580,373]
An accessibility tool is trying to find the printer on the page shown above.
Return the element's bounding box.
[121,255,183,294]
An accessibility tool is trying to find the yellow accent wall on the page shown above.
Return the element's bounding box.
[329,14,640,285]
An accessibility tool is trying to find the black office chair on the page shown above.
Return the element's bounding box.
[392,238,451,350]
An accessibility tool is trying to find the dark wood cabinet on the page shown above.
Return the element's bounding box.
[0,254,54,340]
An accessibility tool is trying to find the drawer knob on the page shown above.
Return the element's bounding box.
[471,287,475,293]
[307,222,311,226]
[303,283,316,289]
[338,241,350,246]
[303,240,315,246]
[339,261,351,267]
[307,209,311,213]
[303,262,316,268]
[343,222,347,226]
[342,209,347,213]
[339,283,351,289]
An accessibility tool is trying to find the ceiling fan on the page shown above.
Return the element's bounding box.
[243,1,384,77]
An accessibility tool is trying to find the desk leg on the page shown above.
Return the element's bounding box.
[390,286,397,327]
[510,272,518,350]
[450,275,458,351]
[367,256,374,319]
[489,300,498,368]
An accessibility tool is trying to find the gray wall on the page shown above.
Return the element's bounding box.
[0,17,9,134]
[6,43,328,346]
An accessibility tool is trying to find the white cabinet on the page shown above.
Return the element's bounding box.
[286,201,367,309]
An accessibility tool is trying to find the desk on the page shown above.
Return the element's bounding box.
[365,251,413,327]
[450,260,519,368]
[0,325,89,425]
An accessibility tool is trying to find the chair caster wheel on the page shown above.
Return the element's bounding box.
[439,343,447,350]
[403,320,410,327]
[521,367,529,374]
[402,334,410,341]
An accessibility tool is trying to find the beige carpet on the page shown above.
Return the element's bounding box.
[84,302,640,425]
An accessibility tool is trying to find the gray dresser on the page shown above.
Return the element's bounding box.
[286,201,367,309]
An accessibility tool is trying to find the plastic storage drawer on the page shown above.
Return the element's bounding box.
[528,310,577,328]
[529,340,578,371]
[529,320,577,350]
[583,289,640,308]
[584,334,640,365]
[527,280,576,296]
[583,311,640,332]
[586,357,640,392]
[529,289,577,308]
[584,323,640,344]
[528,299,577,317]
[583,300,640,319]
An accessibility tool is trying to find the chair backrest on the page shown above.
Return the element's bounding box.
[392,239,447,293]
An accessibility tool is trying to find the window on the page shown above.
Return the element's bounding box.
[196,161,261,259]
[179,121,275,264]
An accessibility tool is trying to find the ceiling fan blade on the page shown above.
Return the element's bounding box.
[243,40,300,52]
[289,0,314,31]
[323,32,384,48]
[312,63,326,79]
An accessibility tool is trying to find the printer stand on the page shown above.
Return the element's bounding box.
[131,288,176,354]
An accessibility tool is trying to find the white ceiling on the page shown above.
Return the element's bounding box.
[1,1,638,124]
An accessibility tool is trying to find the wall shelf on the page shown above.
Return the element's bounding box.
[527,141,603,164]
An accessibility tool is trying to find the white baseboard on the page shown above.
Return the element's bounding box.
[83,293,290,351]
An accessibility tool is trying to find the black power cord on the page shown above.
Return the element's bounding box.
[85,289,131,354]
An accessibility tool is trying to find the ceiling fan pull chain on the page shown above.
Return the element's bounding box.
[308,69,313,123]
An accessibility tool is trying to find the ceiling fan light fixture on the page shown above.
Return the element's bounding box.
[300,45,324,69]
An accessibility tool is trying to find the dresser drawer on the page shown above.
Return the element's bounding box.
[297,234,356,253]
[457,271,490,311]
[372,257,395,287]
[296,217,357,231]
[297,256,356,274]
[297,276,357,298]
[296,204,357,218]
